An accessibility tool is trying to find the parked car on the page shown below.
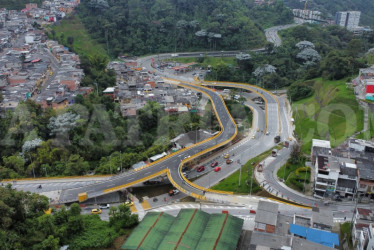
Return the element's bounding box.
[211,161,218,167]
[224,154,230,159]
[197,166,205,172]
[214,166,221,172]
[91,208,102,215]
[99,204,110,209]
[169,189,180,196]
[226,159,233,164]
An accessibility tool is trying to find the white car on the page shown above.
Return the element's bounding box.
[99,204,110,209]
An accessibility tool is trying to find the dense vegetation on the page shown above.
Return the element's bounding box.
[0,0,42,10]
[0,92,219,178]
[284,0,374,27]
[0,94,217,179]
[75,0,293,56]
[0,185,137,249]
[205,24,373,90]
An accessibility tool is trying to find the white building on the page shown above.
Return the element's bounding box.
[334,11,361,31]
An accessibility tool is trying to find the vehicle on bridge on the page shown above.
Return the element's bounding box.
[272,149,278,157]
[274,135,281,143]
[197,166,205,172]
[211,161,218,167]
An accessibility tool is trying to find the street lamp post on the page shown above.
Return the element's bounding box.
[239,165,242,186]
[109,155,112,175]
[250,166,253,196]
[303,168,308,194]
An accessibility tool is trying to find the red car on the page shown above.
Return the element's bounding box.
[211,161,218,167]
[214,166,221,172]
[197,166,205,172]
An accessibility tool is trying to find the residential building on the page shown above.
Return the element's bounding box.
[312,208,333,231]
[311,139,331,165]
[254,200,278,233]
[335,11,361,31]
[353,208,374,250]
[314,154,357,198]
[250,201,338,249]
[366,224,374,250]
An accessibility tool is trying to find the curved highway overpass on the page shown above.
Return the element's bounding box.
[57,53,283,203]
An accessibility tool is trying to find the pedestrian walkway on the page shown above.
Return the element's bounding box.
[254,150,317,205]
[132,196,145,220]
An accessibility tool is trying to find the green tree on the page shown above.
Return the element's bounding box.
[109,204,138,230]
[68,203,82,216]
[64,154,89,176]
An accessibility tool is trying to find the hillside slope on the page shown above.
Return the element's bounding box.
[76,0,293,56]
[293,78,364,153]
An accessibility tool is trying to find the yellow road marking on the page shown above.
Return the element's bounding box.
[203,81,282,136]
[268,197,312,209]
[141,200,151,210]
[130,205,137,213]
[103,169,168,193]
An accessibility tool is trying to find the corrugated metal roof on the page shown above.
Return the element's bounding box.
[122,209,243,250]
[121,212,174,250]
[289,224,339,248]
[196,214,244,250]
[158,209,210,250]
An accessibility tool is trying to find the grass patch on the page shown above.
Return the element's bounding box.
[211,145,282,194]
[169,56,237,68]
[278,163,311,192]
[292,78,364,153]
[48,15,107,58]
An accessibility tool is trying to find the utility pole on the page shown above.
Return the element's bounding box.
[250,166,253,196]
[350,191,359,233]
[120,150,123,173]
